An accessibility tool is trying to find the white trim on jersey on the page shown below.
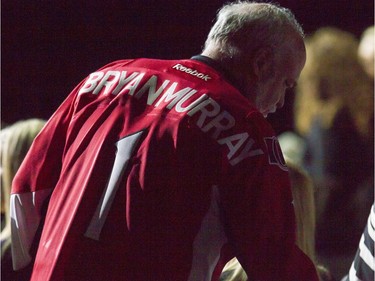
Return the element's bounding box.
[188,185,228,281]
[10,189,52,270]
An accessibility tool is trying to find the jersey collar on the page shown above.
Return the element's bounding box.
[190,55,239,89]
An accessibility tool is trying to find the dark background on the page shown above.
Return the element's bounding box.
[2,0,374,134]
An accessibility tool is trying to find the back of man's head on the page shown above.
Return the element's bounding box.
[204,1,304,60]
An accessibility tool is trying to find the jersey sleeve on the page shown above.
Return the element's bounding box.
[220,113,319,281]
[10,83,81,270]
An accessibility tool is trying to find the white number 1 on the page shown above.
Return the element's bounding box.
[84,130,144,240]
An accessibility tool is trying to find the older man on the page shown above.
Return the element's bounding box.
[10,1,317,280]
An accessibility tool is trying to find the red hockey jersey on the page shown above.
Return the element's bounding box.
[10,57,318,280]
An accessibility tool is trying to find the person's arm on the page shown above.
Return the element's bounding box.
[10,89,78,270]
[10,59,134,270]
[221,114,319,281]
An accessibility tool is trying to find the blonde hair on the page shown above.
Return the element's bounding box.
[221,158,317,280]
[294,27,373,138]
[358,25,374,78]
[287,159,316,260]
[0,118,46,257]
[220,257,248,281]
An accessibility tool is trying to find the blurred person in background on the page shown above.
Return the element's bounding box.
[358,25,374,80]
[1,119,46,281]
[339,25,375,281]
[293,27,374,279]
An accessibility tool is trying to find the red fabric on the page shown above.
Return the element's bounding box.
[11,58,318,281]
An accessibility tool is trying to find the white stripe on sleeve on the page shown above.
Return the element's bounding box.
[10,189,52,270]
[188,186,228,281]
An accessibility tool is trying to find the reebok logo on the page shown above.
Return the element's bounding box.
[172,64,211,81]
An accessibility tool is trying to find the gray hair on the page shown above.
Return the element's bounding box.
[204,1,304,59]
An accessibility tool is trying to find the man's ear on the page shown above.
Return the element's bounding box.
[252,47,273,79]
